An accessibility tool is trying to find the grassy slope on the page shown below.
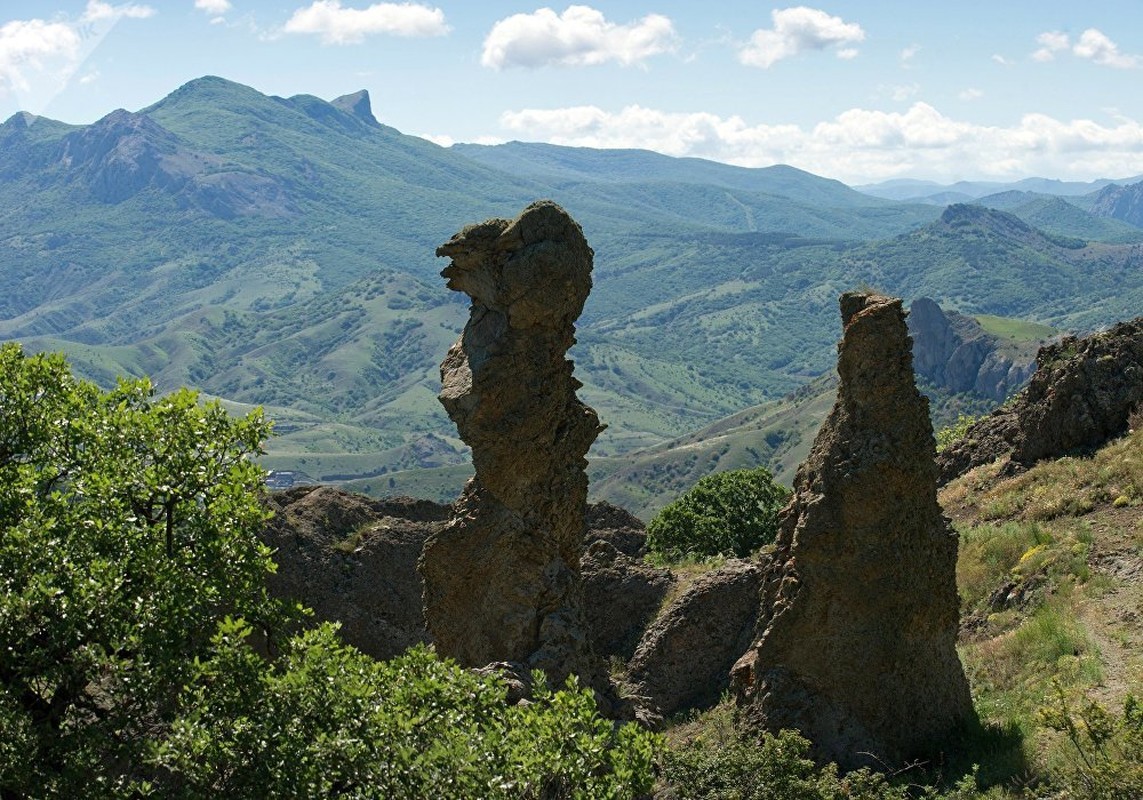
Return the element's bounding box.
[939,430,1143,787]
[657,428,1143,796]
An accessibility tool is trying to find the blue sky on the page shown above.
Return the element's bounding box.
[2,1,1142,184]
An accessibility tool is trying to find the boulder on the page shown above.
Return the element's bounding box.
[419,201,610,696]
[581,502,673,661]
[733,293,974,769]
[263,486,448,659]
[581,539,674,662]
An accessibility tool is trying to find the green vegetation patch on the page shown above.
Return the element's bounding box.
[646,467,791,561]
[973,314,1057,343]
[0,345,658,797]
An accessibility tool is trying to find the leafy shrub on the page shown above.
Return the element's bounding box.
[1039,684,1143,799]
[0,344,281,796]
[153,623,659,799]
[936,413,980,453]
[646,467,790,560]
[663,725,916,800]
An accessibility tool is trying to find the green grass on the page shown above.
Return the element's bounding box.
[973,314,1058,343]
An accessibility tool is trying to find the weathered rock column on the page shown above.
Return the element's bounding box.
[732,292,974,769]
[419,201,607,694]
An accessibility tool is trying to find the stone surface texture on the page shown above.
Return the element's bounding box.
[263,486,448,660]
[419,200,608,693]
[626,559,763,721]
[937,316,1143,484]
[732,293,973,769]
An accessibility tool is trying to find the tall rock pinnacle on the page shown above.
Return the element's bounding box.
[732,292,974,768]
[418,200,608,695]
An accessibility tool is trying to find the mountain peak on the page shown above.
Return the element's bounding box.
[331,90,379,127]
[143,75,270,116]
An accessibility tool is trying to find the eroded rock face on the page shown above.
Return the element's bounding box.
[419,201,607,693]
[263,487,449,660]
[733,293,973,769]
[908,297,1036,401]
[626,559,763,721]
[937,317,1143,484]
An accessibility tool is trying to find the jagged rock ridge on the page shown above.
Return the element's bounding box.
[418,201,610,697]
[937,316,1143,483]
[908,297,1036,402]
[733,292,974,769]
[1090,180,1143,228]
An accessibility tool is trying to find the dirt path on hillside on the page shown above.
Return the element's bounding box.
[1082,507,1143,705]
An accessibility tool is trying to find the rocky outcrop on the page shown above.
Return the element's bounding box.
[262,486,449,660]
[937,317,1143,483]
[1090,181,1143,228]
[266,489,671,669]
[581,505,674,661]
[418,201,609,695]
[908,297,1036,401]
[626,560,763,721]
[54,108,295,216]
[733,293,973,769]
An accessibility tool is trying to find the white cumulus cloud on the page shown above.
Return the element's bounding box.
[1032,30,1069,62]
[0,19,81,93]
[1072,28,1140,68]
[481,5,676,70]
[283,1,448,45]
[82,1,155,22]
[494,101,1143,183]
[1032,28,1140,68]
[194,0,233,15]
[0,2,153,105]
[739,6,865,69]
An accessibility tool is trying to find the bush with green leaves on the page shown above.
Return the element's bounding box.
[153,624,658,799]
[0,344,281,796]
[1039,683,1143,799]
[0,344,659,797]
[663,715,988,800]
[663,726,916,800]
[935,413,980,453]
[646,467,791,560]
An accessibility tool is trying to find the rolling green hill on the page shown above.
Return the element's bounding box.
[975,192,1143,244]
[3,78,1143,502]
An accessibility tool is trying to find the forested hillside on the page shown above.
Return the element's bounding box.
[3,77,1142,496]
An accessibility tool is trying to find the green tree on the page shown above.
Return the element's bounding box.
[646,467,791,560]
[0,344,281,795]
[0,345,659,797]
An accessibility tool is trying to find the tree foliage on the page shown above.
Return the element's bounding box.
[154,625,658,799]
[646,467,791,560]
[0,343,280,795]
[0,344,659,797]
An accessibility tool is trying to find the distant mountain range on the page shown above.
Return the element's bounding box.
[3,76,1143,504]
[856,175,1143,204]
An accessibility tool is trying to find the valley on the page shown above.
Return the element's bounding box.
[2,76,1143,514]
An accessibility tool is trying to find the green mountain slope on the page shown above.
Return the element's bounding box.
[975,191,1143,244]
[3,78,1143,501]
[454,141,889,206]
